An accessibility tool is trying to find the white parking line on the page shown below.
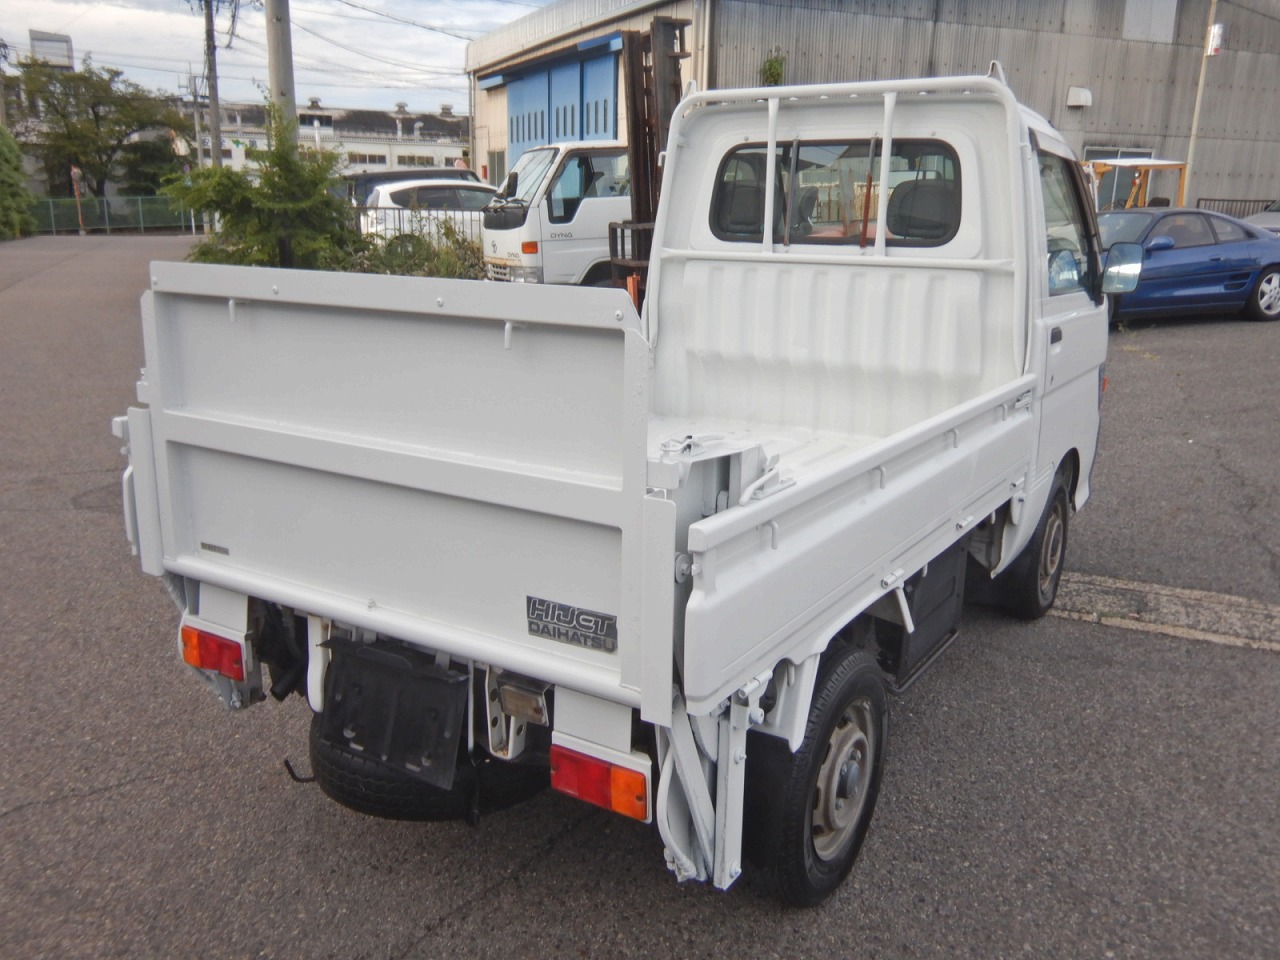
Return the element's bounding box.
[1052,572,1280,653]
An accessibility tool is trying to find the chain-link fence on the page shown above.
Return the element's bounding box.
[28,196,201,235]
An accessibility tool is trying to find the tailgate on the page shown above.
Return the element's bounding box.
[128,262,669,711]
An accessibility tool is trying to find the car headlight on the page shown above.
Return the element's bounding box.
[506,265,544,283]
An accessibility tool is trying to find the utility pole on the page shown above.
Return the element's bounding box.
[0,37,9,127]
[203,0,224,167]
[264,0,297,130]
[187,70,206,168]
[1184,0,1220,205]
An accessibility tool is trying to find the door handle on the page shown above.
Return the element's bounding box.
[1050,327,1063,344]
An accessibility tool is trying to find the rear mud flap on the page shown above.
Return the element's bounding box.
[317,637,469,790]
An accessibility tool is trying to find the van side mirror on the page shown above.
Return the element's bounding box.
[1101,241,1143,294]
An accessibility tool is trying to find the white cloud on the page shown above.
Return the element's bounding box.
[1,0,549,111]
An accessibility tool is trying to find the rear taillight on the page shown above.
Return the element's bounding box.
[180,625,245,681]
[550,745,648,821]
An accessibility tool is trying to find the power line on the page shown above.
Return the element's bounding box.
[231,31,463,78]
[327,0,476,41]
[290,20,464,71]
[2,40,464,94]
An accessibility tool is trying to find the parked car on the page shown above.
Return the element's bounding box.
[1244,199,1280,235]
[361,179,497,242]
[1098,208,1280,321]
[343,167,480,206]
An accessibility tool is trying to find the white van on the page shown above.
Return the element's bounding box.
[482,142,630,285]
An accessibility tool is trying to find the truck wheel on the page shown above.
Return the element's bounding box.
[1245,267,1280,321]
[999,474,1070,620]
[308,714,548,821]
[744,647,887,906]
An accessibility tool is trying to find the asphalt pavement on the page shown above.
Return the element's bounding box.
[1,236,1276,959]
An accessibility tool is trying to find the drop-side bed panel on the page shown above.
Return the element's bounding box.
[681,376,1037,713]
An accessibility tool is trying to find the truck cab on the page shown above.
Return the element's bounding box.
[482,141,630,285]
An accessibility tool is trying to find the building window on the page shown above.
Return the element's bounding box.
[1123,0,1177,44]
[347,153,387,165]
[397,155,437,167]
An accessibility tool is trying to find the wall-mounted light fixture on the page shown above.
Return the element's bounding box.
[1066,86,1093,108]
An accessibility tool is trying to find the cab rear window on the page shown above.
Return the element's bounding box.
[710,139,960,247]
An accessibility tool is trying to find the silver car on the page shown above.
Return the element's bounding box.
[1245,199,1280,235]
[362,179,497,242]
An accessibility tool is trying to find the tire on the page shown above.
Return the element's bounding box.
[1245,267,1280,322]
[308,713,548,822]
[998,473,1070,620]
[744,647,888,907]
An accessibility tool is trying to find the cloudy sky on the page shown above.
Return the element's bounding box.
[1,0,554,112]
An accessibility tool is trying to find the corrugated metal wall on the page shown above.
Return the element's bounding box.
[469,0,1280,202]
[466,0,695,184]
[712,0,1280,203]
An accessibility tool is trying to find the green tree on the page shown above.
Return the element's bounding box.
[0,125,36,239]
[12,59,189,198]
[163,106,360,269]
[119,137,185,195]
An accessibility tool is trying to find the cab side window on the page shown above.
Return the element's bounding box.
[1037,152,1091,295]
[548,152,629,224]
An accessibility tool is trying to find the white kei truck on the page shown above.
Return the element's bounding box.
[482,140,631,286]
[114,72,1141,906]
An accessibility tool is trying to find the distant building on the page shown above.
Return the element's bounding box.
[200,99,471,176]
[27,31,74,70]
[466,0,1280,206]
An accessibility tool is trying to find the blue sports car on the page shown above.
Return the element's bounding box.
[1098,208,1280,322]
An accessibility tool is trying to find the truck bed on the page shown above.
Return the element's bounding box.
[123,262,663,707]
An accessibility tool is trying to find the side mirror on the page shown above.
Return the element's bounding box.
[1145,235,1175,252]
[1102,241,1143,294]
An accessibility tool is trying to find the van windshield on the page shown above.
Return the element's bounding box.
[503,148,557,203]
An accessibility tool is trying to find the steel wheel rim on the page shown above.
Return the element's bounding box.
[812,697,874,862]
[1258,272,1280,317]
[1039,498,1066,597]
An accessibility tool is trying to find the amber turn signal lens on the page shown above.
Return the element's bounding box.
[180,625,245,682]
[550,745,647,821]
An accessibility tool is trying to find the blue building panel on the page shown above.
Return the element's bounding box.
[581,54,616,141]
[550,62,579,143]
[502,40,619,163]
[506,72,549,163]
